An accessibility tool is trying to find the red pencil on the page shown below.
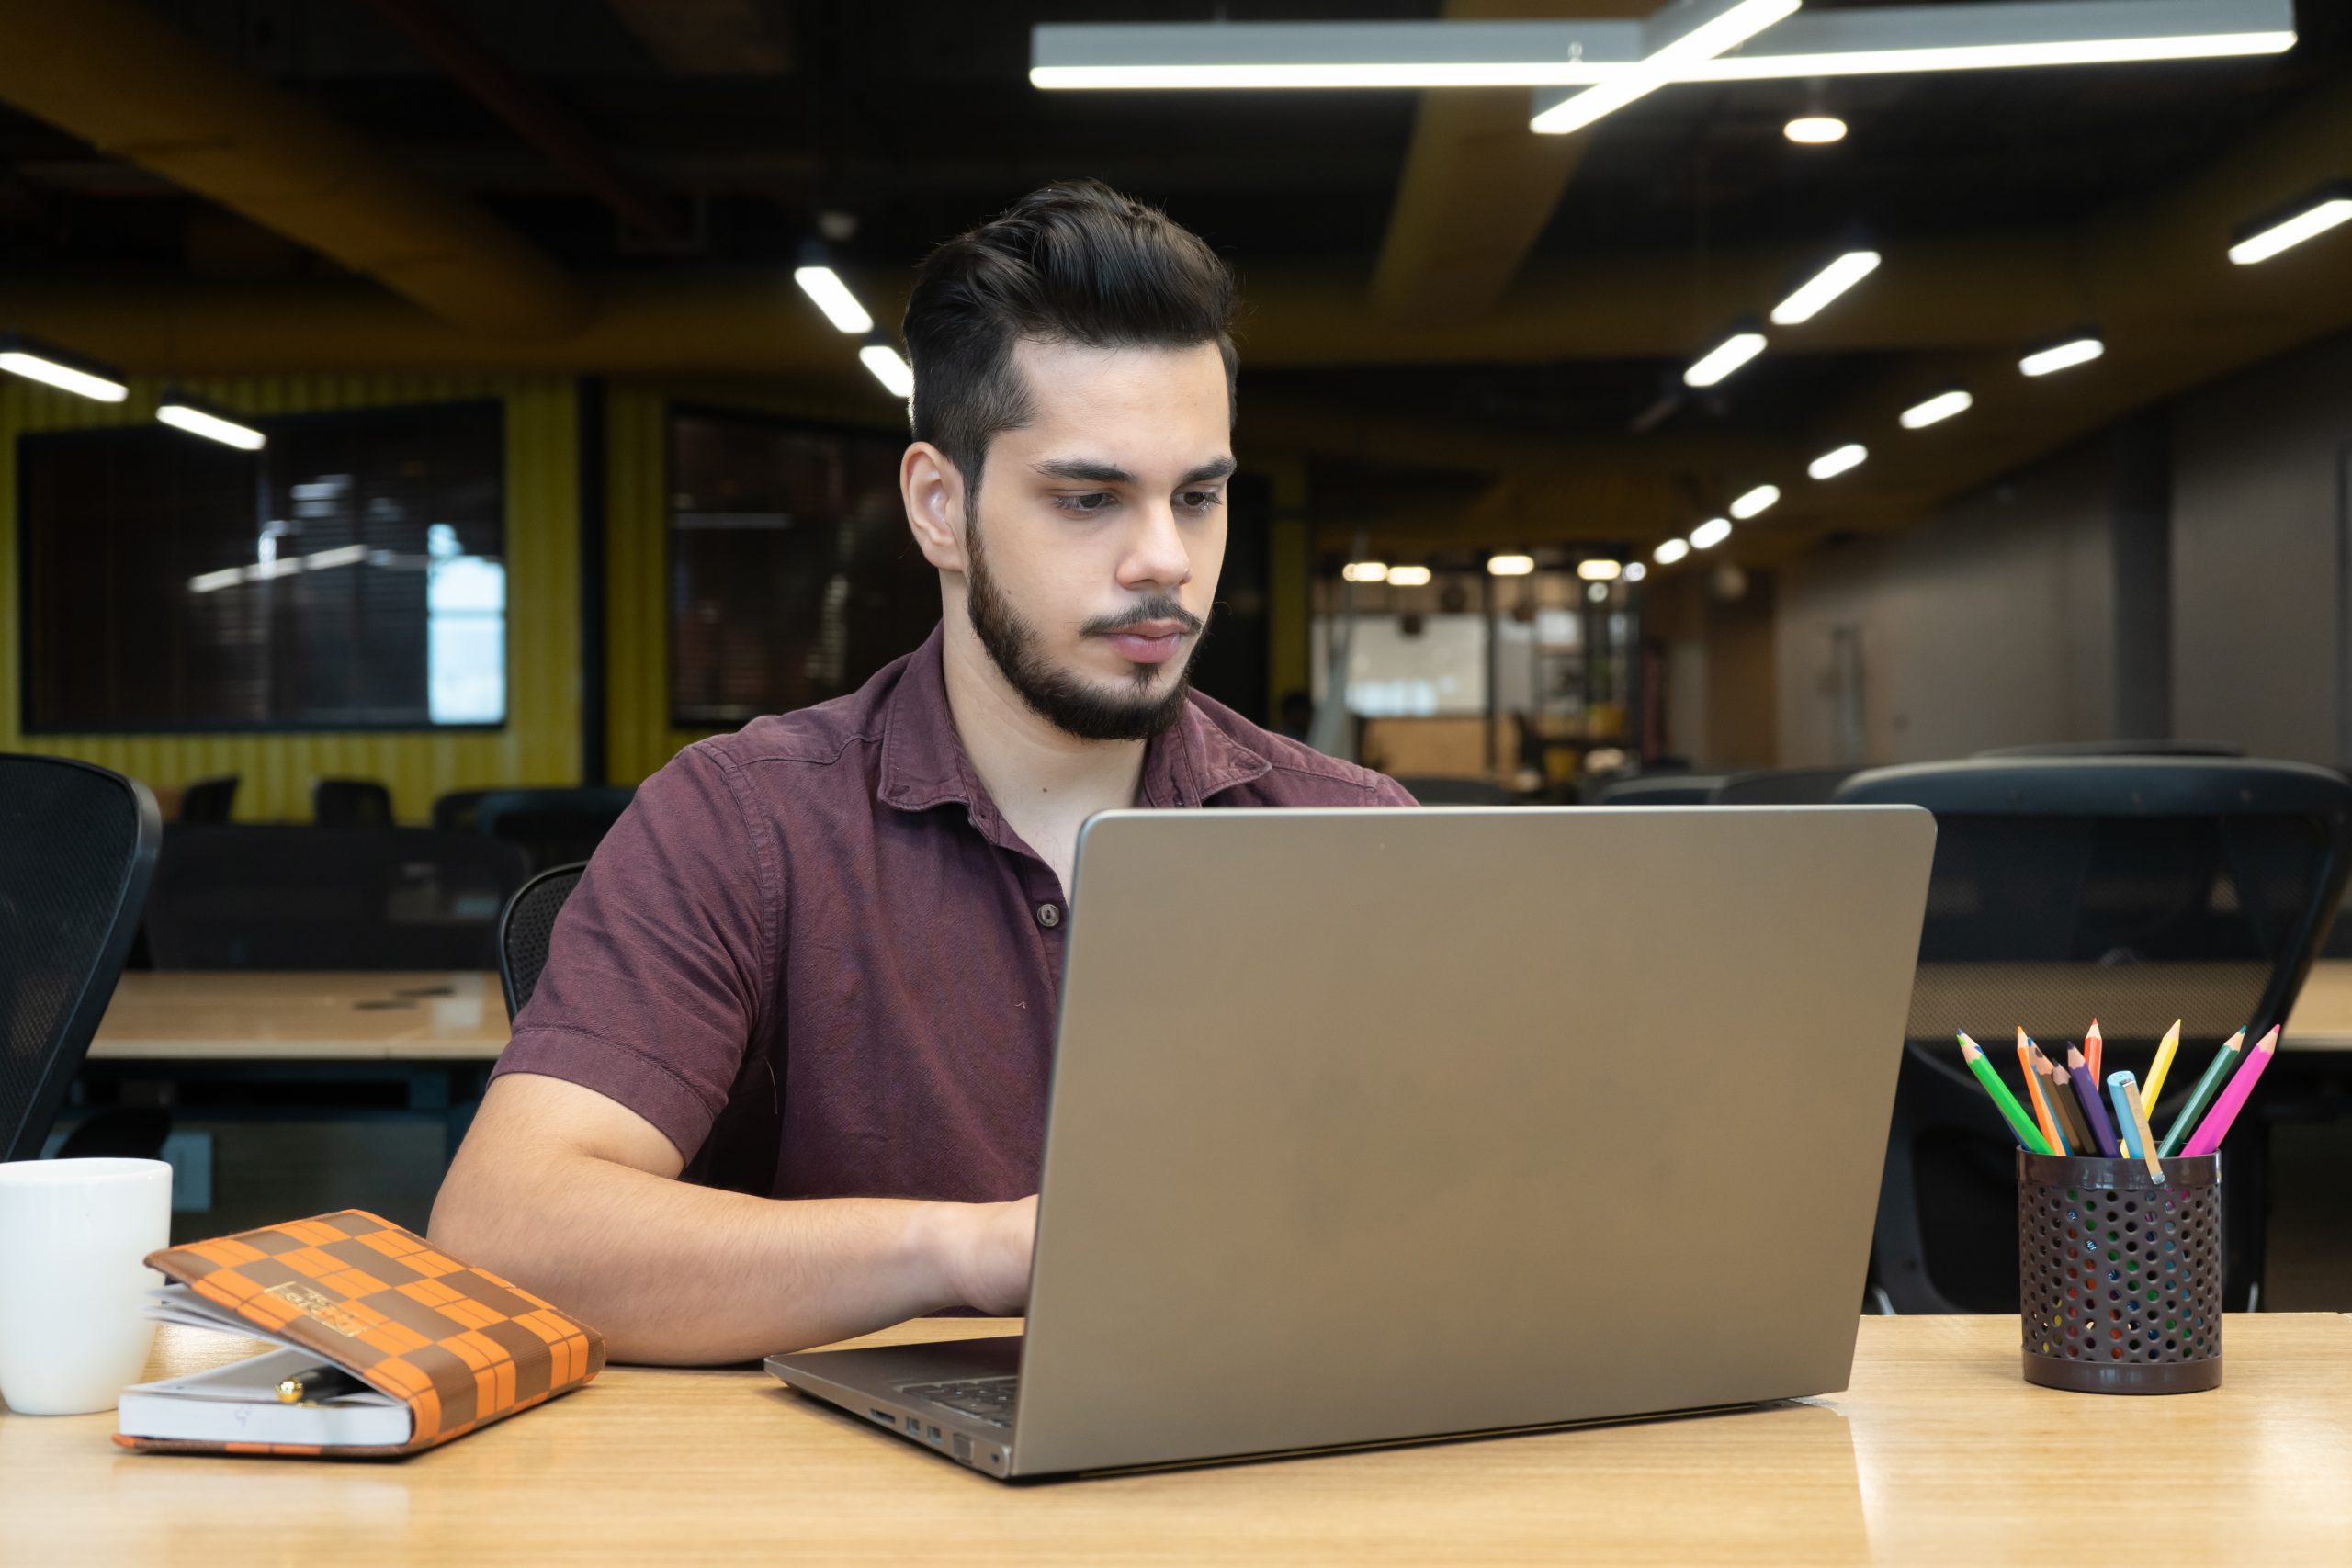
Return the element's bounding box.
[2086,1017,2103,1084]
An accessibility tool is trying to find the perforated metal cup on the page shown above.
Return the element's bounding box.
[2017,1149,2223,1394]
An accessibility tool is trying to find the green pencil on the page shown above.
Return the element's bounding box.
[2155,1028,2245,1158]
[1958,1032,2053,1155]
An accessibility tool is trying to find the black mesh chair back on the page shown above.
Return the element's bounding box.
[1711,767,1857,806]
[0,756,162,1161]
[313,778,395,828]
[1393,776,1511,806]
[500,863,586,1020]
[431,789,495,834]
[1838,757,2352,1313]
[178,775,239,823]
[1589,773,1724,805]
[474,786,635,873]
[144,827,531,969]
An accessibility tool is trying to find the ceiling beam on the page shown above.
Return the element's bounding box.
[0,0,588,338]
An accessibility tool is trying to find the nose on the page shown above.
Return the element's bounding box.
[1114,498,1194,592]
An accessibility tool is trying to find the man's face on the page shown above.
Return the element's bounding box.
[961,337,1232,742]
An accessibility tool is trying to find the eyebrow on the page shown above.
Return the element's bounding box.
[1032,455,1237,487]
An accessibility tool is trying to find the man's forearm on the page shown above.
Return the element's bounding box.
[430,1151,972,1364]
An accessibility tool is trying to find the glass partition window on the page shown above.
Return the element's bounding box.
[18,400,506,731]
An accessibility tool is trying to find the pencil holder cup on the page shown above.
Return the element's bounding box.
[2018,1150,2223,1394]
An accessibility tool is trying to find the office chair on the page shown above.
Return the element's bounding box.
[473,786,636,874]
[177,775,239,823]
[144,827,530,969]
[1392,776,1511,806]
[1838,757,2352,1314]
[1710,767,1857,805]
[499,863,587,1020]
[312,777,395,828]
[1975,739,2246,759]
[431,788,495,834]
[1589,773,1725,805]
[0,756,162,1161]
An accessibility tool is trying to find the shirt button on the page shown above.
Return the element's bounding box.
[1035,902,1062,929]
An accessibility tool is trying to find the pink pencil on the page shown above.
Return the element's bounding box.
[2180,1026,2280,1157]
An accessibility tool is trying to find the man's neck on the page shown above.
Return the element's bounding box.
[937,617,1151,828]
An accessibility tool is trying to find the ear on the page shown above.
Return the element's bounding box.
[901,442,969,574]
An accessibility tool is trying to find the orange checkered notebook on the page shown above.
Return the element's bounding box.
[116,1210,604,1459]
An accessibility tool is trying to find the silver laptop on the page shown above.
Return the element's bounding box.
[767,805,1935,1479]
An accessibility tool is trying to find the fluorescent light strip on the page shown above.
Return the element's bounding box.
[0,348,129,402]
[1532,0,1799,136]
[1577,558,1623,581]
[2020,336,2104,377]
[1487,553,1535,577]
[1808,443,1868,479]
[1653,538,1691,565]
[1342,561,1389,583]
[1684,330,1768,389]
[157,402,266,450]
[2230,190,2352,265]
[1730,484,1781,520]
[793,265,875,333]
[860,344,914,399]
[1900,389,1973,429]
[1385,564,1432,587]
[1770,250,1881,326]
[1679,0,2294,79]
[1690,517,1734,550]
[1689,35,2294,81]
[1033,20,1637,90]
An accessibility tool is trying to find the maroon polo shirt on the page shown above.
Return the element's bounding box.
[494,626,1415,1202]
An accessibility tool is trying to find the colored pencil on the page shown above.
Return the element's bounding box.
[1958,1032,2053,1155]
[2142,1019,2184,1118]
[2032,1043,2093,1154]
[2108,1071,2165,1183]
[2018,1031,2066,1154]
[2156,1029,2246,1158]
[2180,1026,2279,1158]
[2062,1045,2122,1158]
[2085,1017,2103,1084]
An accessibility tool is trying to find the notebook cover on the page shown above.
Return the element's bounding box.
[115,1210,604,1459]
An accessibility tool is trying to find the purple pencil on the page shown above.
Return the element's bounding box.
[2061,1046,2122,1158]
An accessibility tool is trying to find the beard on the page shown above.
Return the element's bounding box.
[965,515,1205,743]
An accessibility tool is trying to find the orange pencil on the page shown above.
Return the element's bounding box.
[2018,1030,2066,1154]
[2032,1042,2094,1154]
[2086,1018,2103,1083]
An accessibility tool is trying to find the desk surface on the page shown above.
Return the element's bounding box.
[86,971,509,1062]
[85,960,2352,1064]
[5,1314,2348,1563]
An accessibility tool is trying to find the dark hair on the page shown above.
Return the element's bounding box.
[902,179,1238,507]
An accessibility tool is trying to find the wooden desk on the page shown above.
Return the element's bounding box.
[2287,959,2352,1050]
[5,1314,2347,1563]
[1907,959,2352,1052]
[88,972,508,1063]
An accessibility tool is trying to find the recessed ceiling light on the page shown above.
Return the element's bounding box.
[1487,553,1536,577]
[0,333,128,403]
[1808,443,1869,479]
[1653,538,1690,566]
[1577,558,1623,581]
[156,396,266,450]
[1385,564,1432,587]
[1900,389,1974,429]
[1770,250,1882,326]
[1683,329,1769,389]
[1729,485,1781,520]
[1783,115,1848,144]
[2230,182,2352,265]
[860,340,915,398]
[793,264,874,334]
[1690,518,1734,550]
[1623,561,1648,582]
[1341,561,1389,583]
[2019,334,2105,378]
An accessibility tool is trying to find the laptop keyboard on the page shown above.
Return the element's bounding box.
[899,1376,1018,1427]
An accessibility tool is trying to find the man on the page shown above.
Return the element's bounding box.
[431,182,1415,1364]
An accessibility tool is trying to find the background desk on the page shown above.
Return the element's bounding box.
[5,1314,2348,1563]
[89,971,508,1062]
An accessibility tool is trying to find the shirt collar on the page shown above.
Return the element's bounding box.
[877,625,1271,822]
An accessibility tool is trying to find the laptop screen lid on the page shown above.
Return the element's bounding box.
[1006,805,1934,1476]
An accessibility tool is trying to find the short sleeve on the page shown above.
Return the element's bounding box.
[1373,773,1420,807]
[492,745,775,1164]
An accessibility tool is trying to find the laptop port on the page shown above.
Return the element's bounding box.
[903,1416,922,1435]
[870,1409,892,1424]
[927,1425,942,1441]
[953,1435,973,1462]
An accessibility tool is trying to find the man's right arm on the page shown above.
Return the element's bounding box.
[430,1073,1035,1365]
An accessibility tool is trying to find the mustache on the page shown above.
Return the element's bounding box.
[1080,598,1204,638]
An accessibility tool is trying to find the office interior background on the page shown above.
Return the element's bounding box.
[5,1,2352,1307]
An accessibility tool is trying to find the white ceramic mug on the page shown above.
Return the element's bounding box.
[0,1158,173,1416]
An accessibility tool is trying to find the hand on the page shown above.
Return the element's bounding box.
[941,1195,1037,1315]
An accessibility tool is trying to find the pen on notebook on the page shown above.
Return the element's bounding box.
[277,1366,369,1404]
[2143,1019,2184,1118]
[1958,1032,2052,1155]
[2156,1028,2246,1158]
[2037,1045,2093,1155]
[2018,1031,2067,1155]
[2062,1046,2122,1158]
[2107,1071,2165,1183]
[2084,1017,2103,1084]
[2180,1026,2279,1158]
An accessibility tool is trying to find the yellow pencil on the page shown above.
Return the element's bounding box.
[2143,1018,2184,1117]
[2115,1074,2165,1182]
